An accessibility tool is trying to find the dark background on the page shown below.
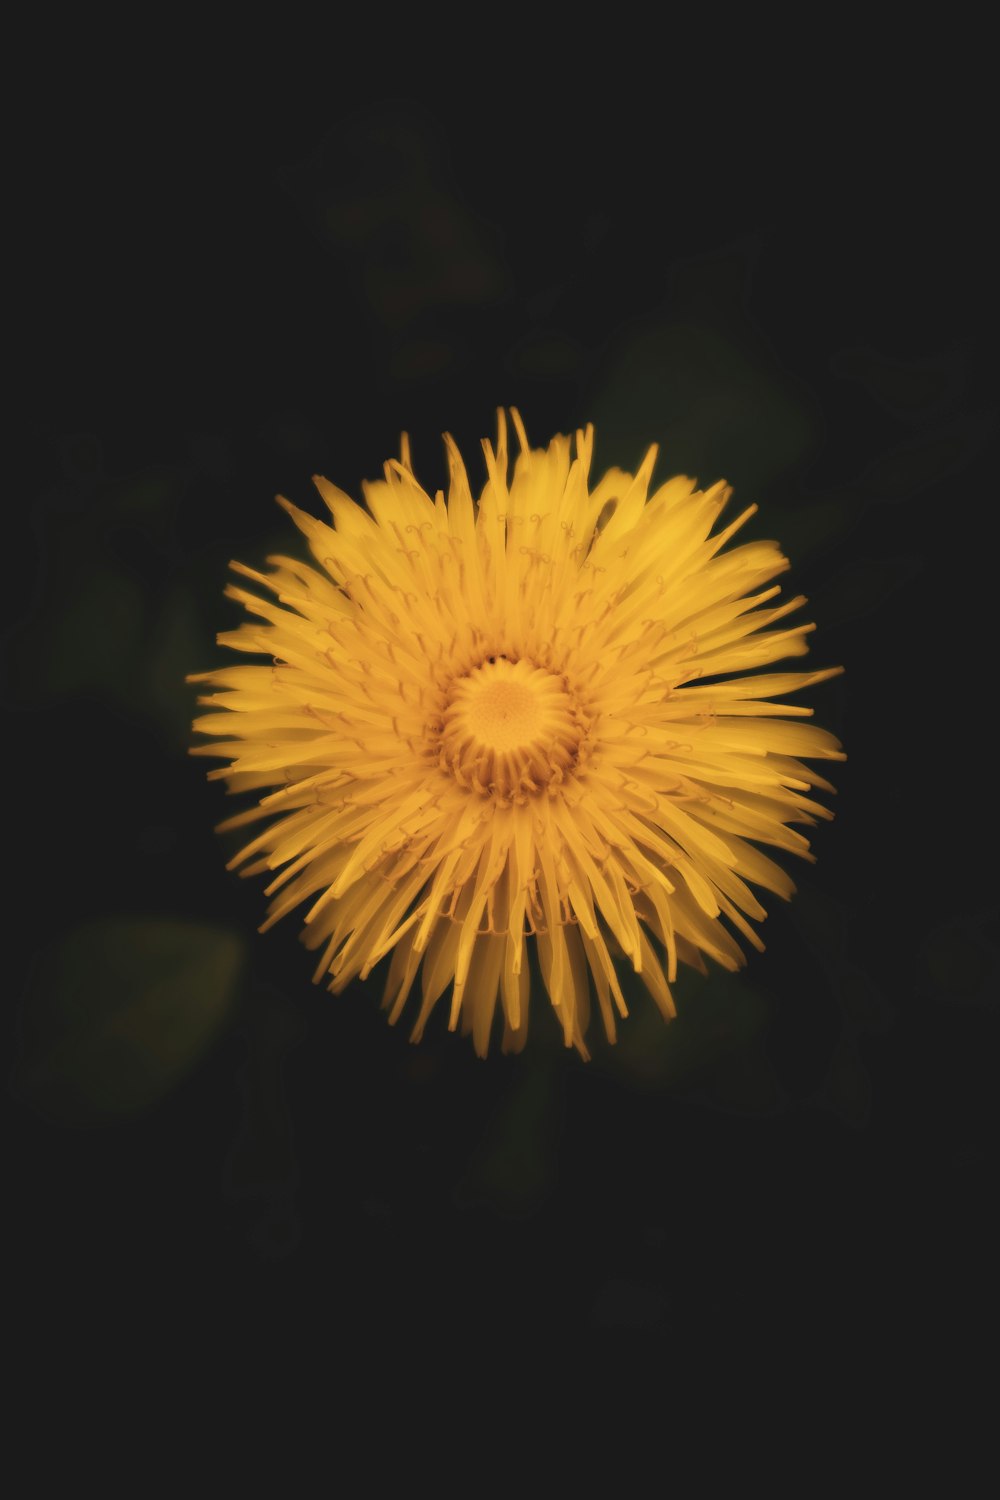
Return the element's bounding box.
[9,60,996,1358]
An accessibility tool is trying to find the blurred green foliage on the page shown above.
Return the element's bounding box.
[15,917,244,1125]
[599,967,783,1116]
[9,470,207,748]
[593,321,814,498]
[459,1058,563,1217]
[917,909,999,1011]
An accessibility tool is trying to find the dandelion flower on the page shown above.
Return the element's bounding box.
[190,412,844,1057]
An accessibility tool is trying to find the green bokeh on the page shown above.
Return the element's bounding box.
[15,917,244,1125]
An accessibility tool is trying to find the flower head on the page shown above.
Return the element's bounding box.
[191,412,843,1057]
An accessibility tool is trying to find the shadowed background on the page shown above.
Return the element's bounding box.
[9,74,996,1356]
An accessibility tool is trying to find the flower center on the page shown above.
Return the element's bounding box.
[438,656,587,801]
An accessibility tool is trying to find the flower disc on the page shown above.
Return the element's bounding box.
[436,657,588,800]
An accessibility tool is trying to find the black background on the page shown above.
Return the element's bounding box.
[9,52,997,1364]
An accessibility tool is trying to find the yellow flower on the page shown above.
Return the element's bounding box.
[190,412,844,1057]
